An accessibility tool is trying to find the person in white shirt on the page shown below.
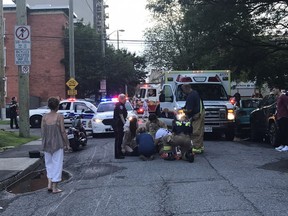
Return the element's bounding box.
[142,99,149,120]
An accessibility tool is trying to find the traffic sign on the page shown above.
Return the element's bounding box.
[68,89,77,96]
[21,65,30,74]
[66,78,79,89]
[14,25,31,65]
[15,49,31,65]
[14,25,31,49]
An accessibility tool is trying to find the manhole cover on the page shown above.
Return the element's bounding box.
[6,169,70,194]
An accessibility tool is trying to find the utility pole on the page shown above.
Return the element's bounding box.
[0,0,6,120]
[16,0,30,137]
[69,0,75,78]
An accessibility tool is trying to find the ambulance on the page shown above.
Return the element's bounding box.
[134,83,161,114]
[158,70,236,141]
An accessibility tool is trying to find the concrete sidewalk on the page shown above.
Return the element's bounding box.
[0,125,42,191]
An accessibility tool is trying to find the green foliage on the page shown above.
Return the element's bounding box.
[62,22,148,98]
[144,0,288,86]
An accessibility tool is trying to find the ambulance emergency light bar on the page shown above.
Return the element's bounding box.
[173,74,222,83]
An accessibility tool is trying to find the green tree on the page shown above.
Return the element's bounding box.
[62,22,104,98]
[105,47,148,96]
[144,0,288,87]
[62,22,148,99]
[145,0,187,70]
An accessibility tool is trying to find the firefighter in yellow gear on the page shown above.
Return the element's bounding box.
[171,110,194,162]
[155,128,174,160]
[181,84,205,154]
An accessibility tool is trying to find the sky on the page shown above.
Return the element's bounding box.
[3,0,152,55]
[105,0,151,54]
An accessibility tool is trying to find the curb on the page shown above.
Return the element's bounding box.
[0,158,43,191]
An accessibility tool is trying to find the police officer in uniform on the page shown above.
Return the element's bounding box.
[10,96,19,129]
[113,94,128,159]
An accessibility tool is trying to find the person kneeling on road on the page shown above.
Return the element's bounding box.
[155,128,175,161]
[145,113,167,140]
[121,114,139,156]
[171,110,194,163]
[154,110,194,162]
[136,127,155,161]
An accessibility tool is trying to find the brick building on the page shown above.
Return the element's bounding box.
[4,5,69,107]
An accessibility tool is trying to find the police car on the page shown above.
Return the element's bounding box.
[29,98,97,132]
[91,98,136,138]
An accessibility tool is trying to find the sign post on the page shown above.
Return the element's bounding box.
[15,0,30,137]
[14,25,31,66]
[66,78,78,97]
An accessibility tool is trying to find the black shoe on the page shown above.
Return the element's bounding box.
[115,155,125,159]
[185,152,194,163]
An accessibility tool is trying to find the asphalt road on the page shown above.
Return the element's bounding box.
[1,131,288,216]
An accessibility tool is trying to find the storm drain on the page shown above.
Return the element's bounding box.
[6,169,70,194]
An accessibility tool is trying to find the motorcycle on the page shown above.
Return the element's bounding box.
[67,115,88,151]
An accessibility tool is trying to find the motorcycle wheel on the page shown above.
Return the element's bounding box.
[81,139,87,146]
[80,132,87,146]
[69,138,79,151]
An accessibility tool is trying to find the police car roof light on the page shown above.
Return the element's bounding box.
[68,98,76,102]
[100,97,119,102]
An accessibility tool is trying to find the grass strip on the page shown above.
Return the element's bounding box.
[0,130,39,148]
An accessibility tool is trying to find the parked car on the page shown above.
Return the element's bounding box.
[29,98,97,132]
[250,93,277,145]
[91,99,137,138]
[235,98,262,136]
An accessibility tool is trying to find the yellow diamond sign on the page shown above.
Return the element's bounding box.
[66,78,78,89]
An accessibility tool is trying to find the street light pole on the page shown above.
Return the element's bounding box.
[116,29,124,50]
[116,30,119,50]
[114,29,126,95]
[69,0,75,78]
[106,29,125,50]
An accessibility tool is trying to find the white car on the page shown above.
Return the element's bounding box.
[29,98,97,132]
[91,100,136,137]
